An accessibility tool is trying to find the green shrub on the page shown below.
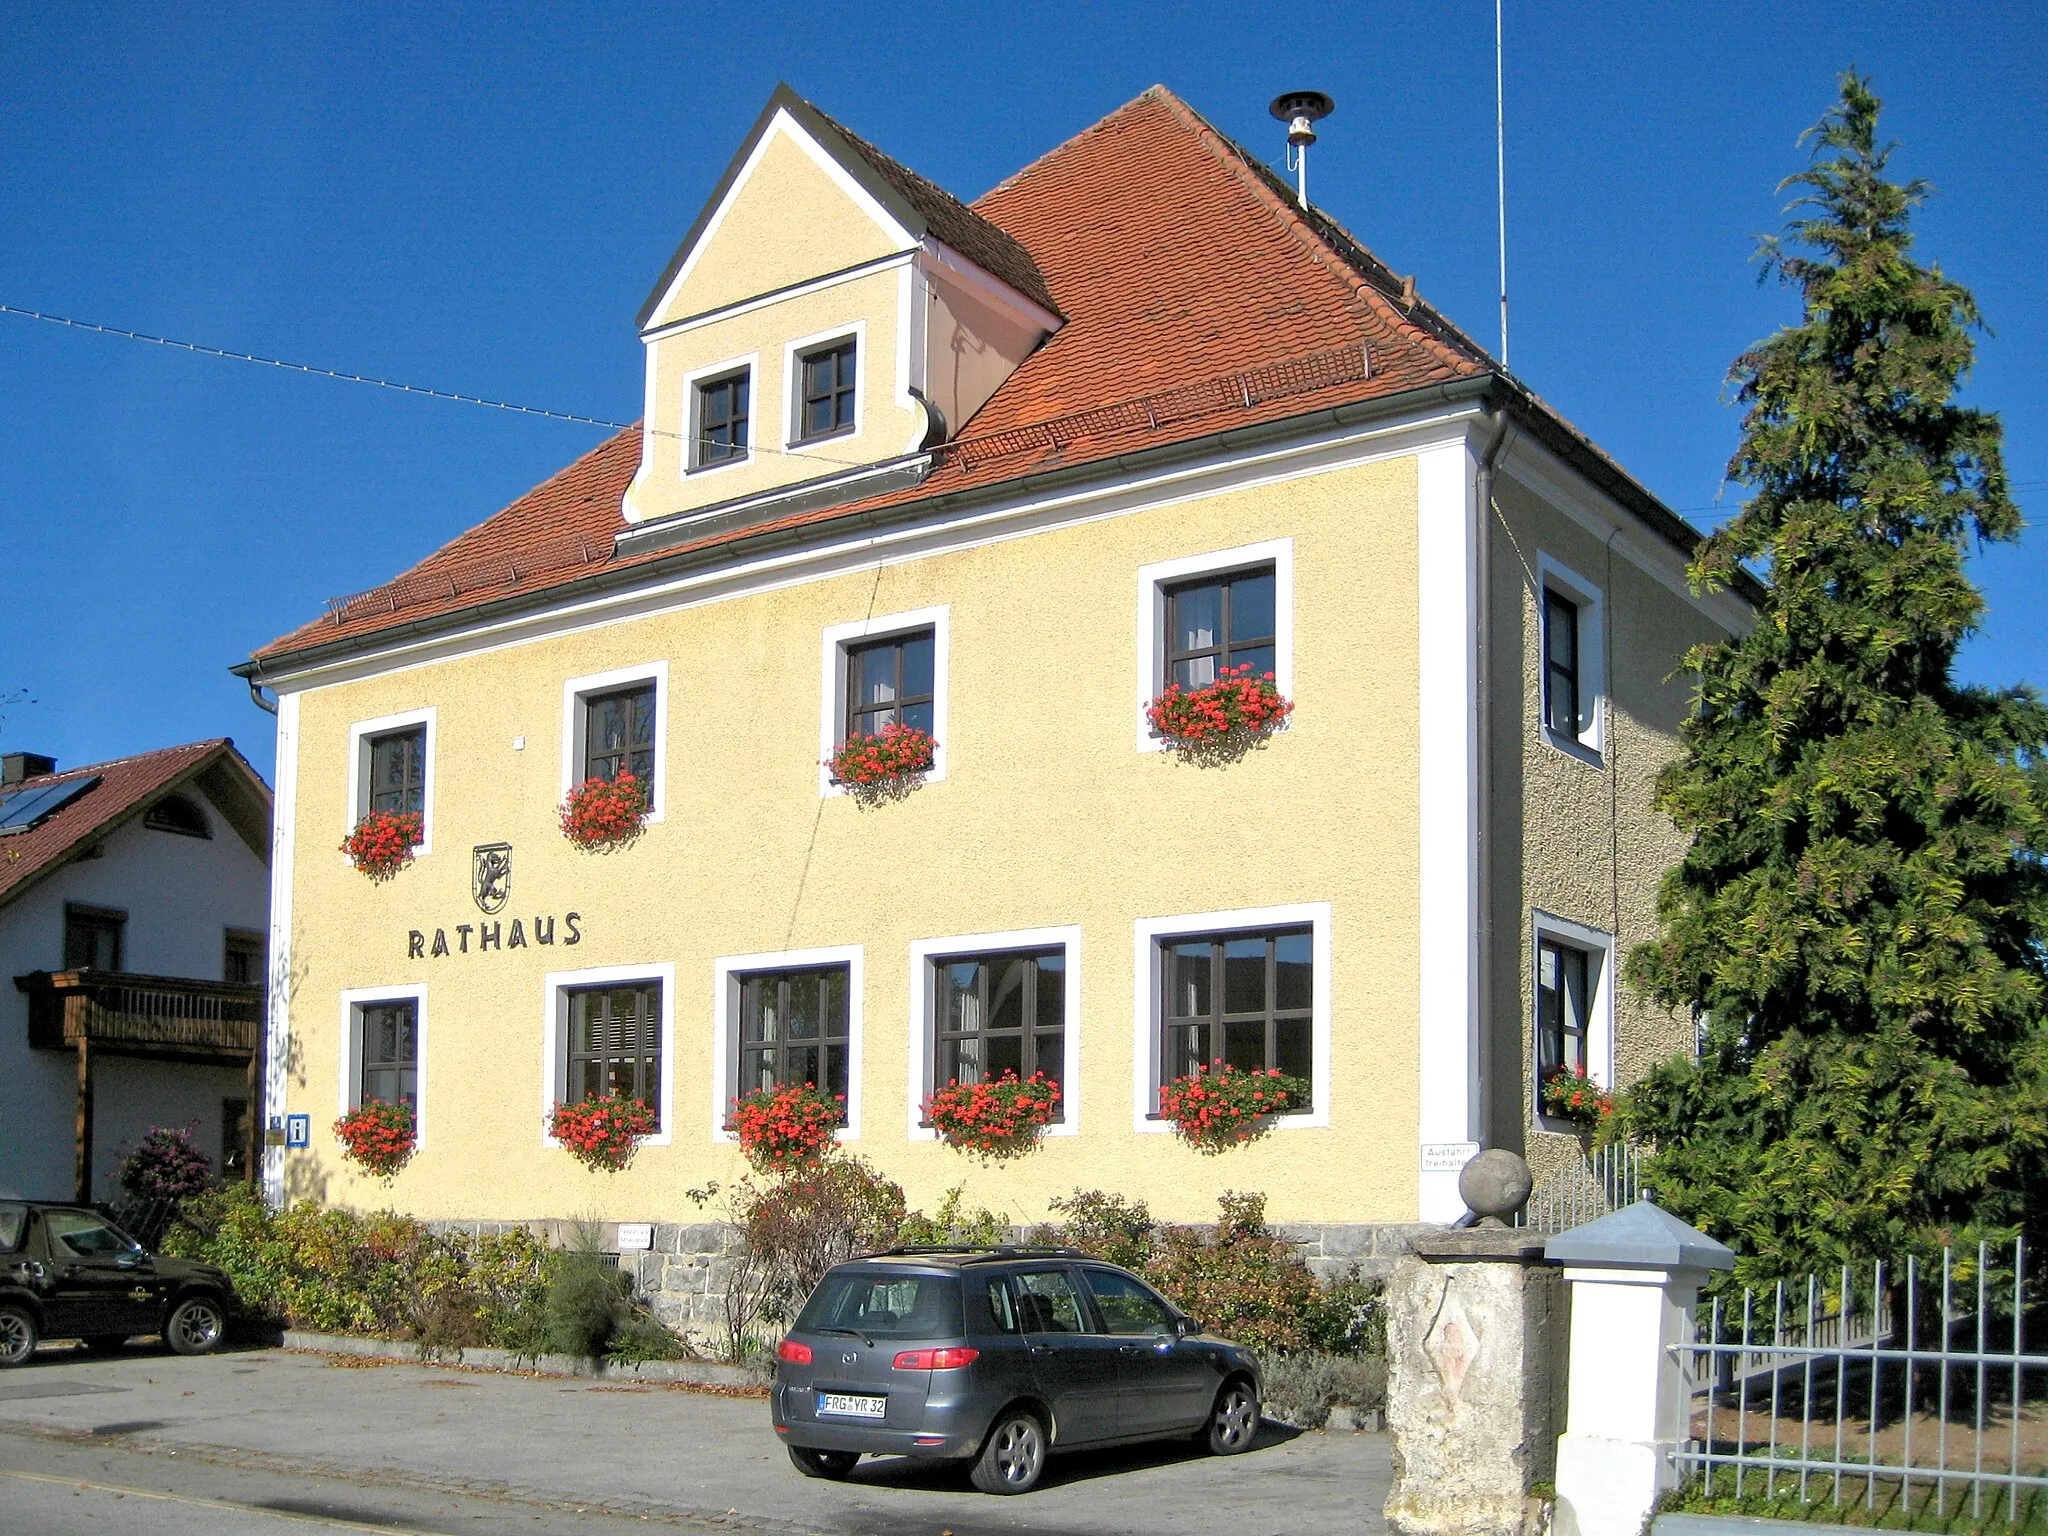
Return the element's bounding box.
[1034,1187,1384,1360]
[898,1187,1008,1247]
[1261,1353,1387,1429]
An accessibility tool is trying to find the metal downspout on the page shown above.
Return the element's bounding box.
[1472,408,1512,1151]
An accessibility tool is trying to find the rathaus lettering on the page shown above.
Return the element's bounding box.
[406,912,582,959]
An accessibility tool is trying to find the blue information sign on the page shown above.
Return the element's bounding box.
[285,1114,310,1149]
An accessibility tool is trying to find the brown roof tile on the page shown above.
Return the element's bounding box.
[0,741,249,908]
[253,85,1681,670]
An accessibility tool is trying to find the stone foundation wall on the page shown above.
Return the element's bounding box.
[434,1217,1443,1351]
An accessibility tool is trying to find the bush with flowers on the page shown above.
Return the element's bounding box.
[924,1072,1062,1161]
[118,1125,215,1203]
[548,1094,658,1173]
[1539,1064,1616,1138]
[560,772,650,851]
[333,1100,417,1179]
[341,809,422,881]
[728,1083,842,1172]
[1159,1065,1309,1153]
[1146,665,1293,765]
[825,724,936,807]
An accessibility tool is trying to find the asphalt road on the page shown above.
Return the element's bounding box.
[0,1342,1390,1535]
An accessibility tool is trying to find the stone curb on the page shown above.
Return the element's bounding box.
[280,1330,760,1387]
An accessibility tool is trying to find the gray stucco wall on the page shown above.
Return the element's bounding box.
[1480,461,1741,1181]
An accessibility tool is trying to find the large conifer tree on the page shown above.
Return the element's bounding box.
[1623,75,2048,1283]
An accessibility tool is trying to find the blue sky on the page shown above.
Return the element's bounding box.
[3,3,2042,784]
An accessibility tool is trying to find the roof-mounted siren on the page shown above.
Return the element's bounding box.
[1270,90,1335,210]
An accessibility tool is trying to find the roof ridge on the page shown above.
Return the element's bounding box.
[9,739,224,787]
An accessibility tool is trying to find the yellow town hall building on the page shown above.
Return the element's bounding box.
[238,85,1746,1255]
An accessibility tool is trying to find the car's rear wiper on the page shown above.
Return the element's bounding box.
[813,1325,875,1346]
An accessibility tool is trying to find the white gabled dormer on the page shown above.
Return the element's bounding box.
[621,84,1061,536]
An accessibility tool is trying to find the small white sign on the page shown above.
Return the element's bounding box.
[1420,1141,1481,1173]
[615,1222,654,1252]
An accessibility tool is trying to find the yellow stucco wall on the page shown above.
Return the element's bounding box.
[281,455,1426,1230]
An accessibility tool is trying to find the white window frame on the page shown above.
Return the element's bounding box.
[1529,910,1616,1126]
[337,982,429,1153]
[783,320,866,449]
[907,925,1083,1142]
[346,707,436,855]
[1536,553,1606,761]
[818,604,950,797]
[1130,902,1331,1133]
[1134,538,1295,753]
[711,944,865,1145]
[682,351,758,476]
[561,661,669,823]
[540,961,677,1149]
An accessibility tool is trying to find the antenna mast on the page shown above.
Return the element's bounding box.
[1269,91,1335,210]
[1495,0,1509,367]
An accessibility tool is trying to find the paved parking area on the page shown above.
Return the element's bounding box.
[0,1344,1390,1534]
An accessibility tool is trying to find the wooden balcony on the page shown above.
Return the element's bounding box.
[16,968,261,1066]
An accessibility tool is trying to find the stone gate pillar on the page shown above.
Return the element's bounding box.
[1384,1151,1564,1536]
[1545,1199,1735,1536]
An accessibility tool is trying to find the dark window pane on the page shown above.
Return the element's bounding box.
[367,727,425,818]
[1035,954,1064,1031]
[1167,1023,1205,1081]
[1274,932,1312,1011]
[901,633,935,698]
[728,966,850,1123]
[1172,584,1222,655]
[984,1034,1024,1080]
[1275,1020,1313,1084]
[1229,571,1276,642]
[1172,654,1218,689]
[584,686,655,786]
[988,956,1027,1033]
[1222,938,1266,1015]
[1221,1020,1267,1072]
[1230,643,1277,681]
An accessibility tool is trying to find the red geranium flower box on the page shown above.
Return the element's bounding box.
[825,724,936,806]
[728,1082,842,1172]
[560,772,649,851]
[341,810,422,882]
[1539,1064,1615,1136]
[924,1072,1061,1161]
[1146,665,1293,760]
[548,1094,657,1173]
[333,1100,416,1178]
[1158,1065,1308,1153]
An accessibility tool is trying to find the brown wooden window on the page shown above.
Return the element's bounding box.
[1160,927,1312,1094]
[143,792,210,838]
[932,949,1065,1107]
[1536,937,1591,1084]
[1544,588,1582,737]
[798,339,857,441]
[735,965,850,1116]
[565,981,662,1125]
[366,726,426,818]
[1164,566,1276,689]
[694,370,749,467]
[845,630,934,740]
[63,903,124,972]
[358,999,417,1106]
[223,928,266,987]
[583,684,655,787]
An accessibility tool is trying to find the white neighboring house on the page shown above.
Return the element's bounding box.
[0,741,272,1203]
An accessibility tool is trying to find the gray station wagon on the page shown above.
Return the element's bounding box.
[771,1246,1263,1494]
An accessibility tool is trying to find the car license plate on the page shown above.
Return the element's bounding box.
[817,1392,886,1419]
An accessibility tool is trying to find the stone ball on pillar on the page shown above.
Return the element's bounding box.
[1458,1149,1533,1227]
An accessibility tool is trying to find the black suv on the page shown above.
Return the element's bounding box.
[771,1247,1263,1494]
[0,1200,235,1365]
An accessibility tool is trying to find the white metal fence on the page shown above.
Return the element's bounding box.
[1674,1241,2048,1527]
[1514,1142,1643,1234]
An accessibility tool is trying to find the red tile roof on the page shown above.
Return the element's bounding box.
[251,86,1676,670]
[0,740,264,908]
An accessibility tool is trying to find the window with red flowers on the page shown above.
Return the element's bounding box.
[733,964,850,1121]
[564,981,663,1133]
[1158,928,1313,1107]
[928,948,1066,1120]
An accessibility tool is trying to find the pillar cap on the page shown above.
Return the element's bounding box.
[1544,1197,1735,1272]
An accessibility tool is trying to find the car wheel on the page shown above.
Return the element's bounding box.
[164,1295,226,1356]
[1202,1378,1260,1455]
[971,1408,1047,1495]
[81,1334,129,1355]
[0,1306,36,1368]
[787,1445,860,1480]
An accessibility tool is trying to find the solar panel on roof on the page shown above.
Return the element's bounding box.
[0,775,101,835]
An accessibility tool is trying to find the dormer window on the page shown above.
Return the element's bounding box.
[691,366,751,471]
[797,338,857,443]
